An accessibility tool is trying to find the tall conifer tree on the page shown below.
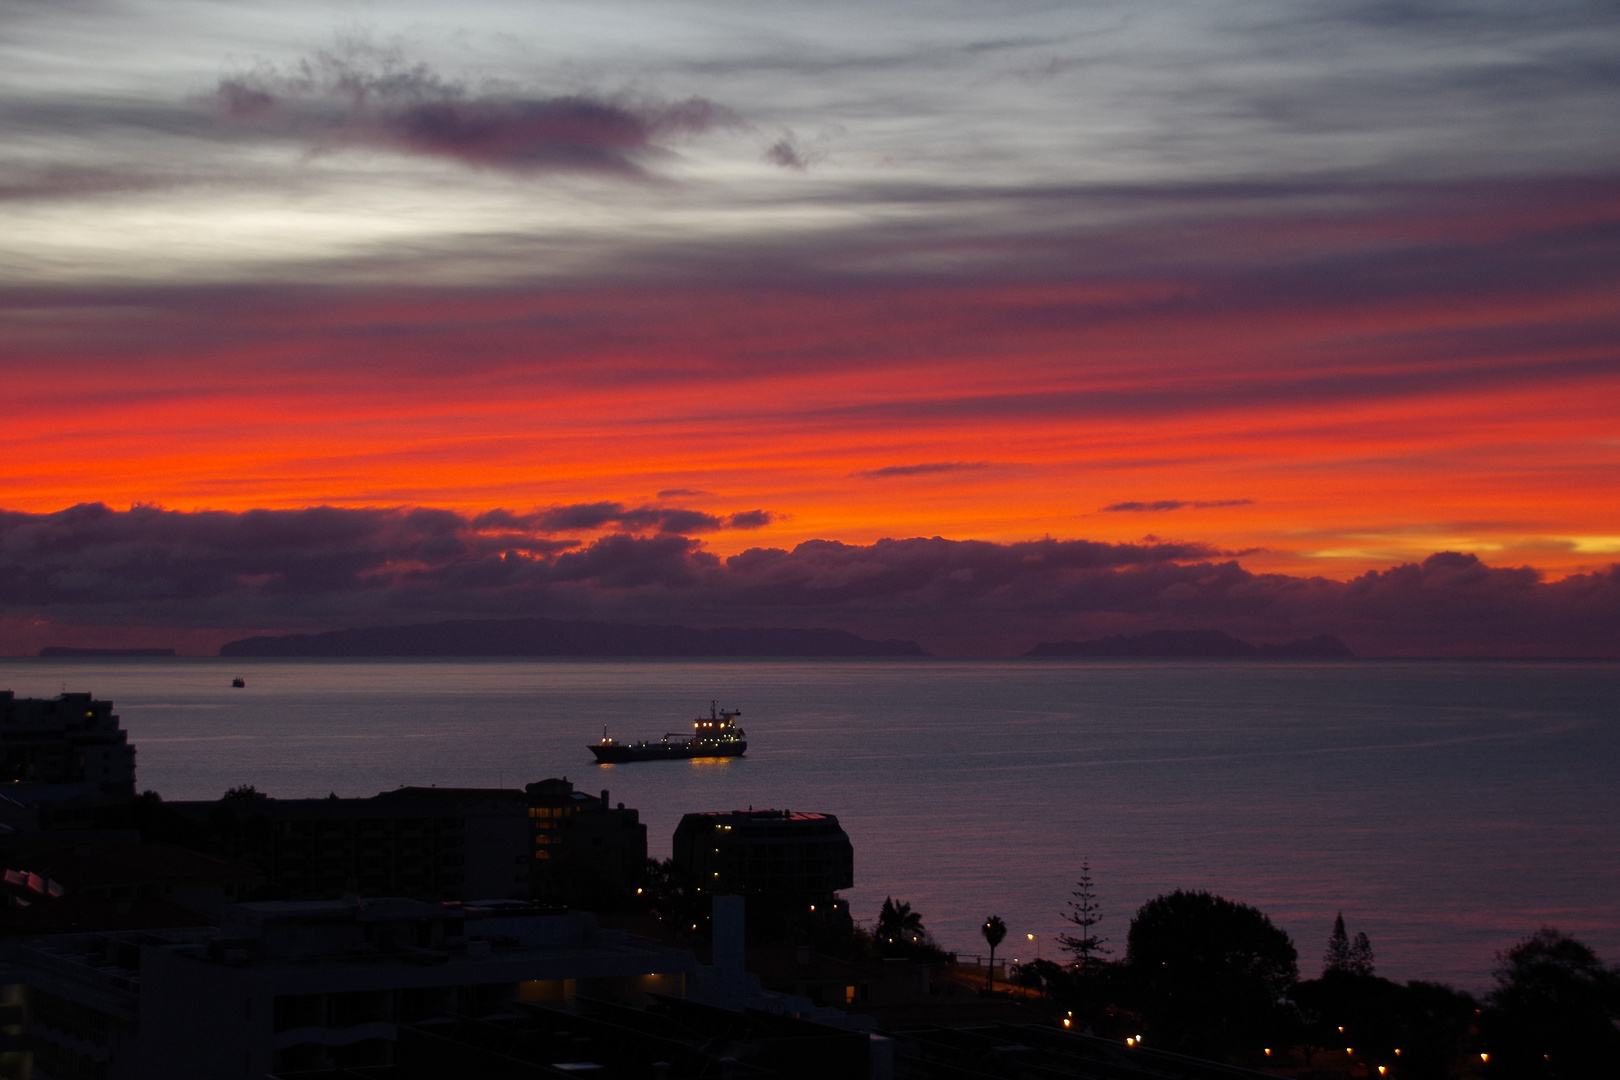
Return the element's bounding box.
[1058,862,1111,973]
[1323,912,1352,975]
[1348,931,1375,976]
[1323,913,1376,977]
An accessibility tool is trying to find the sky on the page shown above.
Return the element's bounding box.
[2,0,1619,655]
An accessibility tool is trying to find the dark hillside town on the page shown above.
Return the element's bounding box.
[1,691,1614,1079]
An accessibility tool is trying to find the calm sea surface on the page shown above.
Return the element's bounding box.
[3,657,1616,990]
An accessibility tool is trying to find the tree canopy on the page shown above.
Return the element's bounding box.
[1483,927,1620,1079]
[876,897,925,949]
[983,914,1008,992]
[1126,889,1299,1057]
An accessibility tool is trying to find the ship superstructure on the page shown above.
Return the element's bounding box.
[589,702,747,764]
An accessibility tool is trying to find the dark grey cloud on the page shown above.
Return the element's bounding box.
[2,504,1615,657]
[0,165,171,203]
[209,45,736,176]
[763,132,824,171]
[854,462,992,479]
[1103,499,1254,512]
[470,502,767,535]
[764,136,807,170]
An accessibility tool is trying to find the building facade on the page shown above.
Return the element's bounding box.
[672,810,854,911]
[5,898,694,1079]
[525,779,646,909]
[0,693,135,796]
[165,779,646,908]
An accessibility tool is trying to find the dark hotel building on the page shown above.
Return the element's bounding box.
[166,778,646,908]
[0,693,135,797]
[673,809,854,910]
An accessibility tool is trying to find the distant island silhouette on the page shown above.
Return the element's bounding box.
[38,646,177,658]
[1026,629,1354,658]
[219,618,929,658]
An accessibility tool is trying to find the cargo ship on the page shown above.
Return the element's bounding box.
[590,701,747,763]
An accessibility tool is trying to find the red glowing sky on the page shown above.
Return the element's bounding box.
[9,209,1618,582]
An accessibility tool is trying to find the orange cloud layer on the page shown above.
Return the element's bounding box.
[3,177,1617,579]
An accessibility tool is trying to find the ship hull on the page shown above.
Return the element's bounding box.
[589,740,747,763]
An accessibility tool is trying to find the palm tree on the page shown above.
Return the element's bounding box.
[982,915,1007,992]
[876,897,926,950]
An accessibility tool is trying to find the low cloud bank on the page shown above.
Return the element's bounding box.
[1,504,1615,656]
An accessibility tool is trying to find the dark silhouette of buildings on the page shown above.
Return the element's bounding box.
[0,782,142,872]
[165,787,532,903]
[4,898,693,1078]
[525,779,647,908]
[382,992,880,1079]
[163,778,646,908]
[0,693,135,796]
[672,809,853,913]
[1,844,259,928]
[0,693,148,921]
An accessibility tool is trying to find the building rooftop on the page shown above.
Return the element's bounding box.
[10,899,695,984]
[28,842,259,891]
[686,809,835,822]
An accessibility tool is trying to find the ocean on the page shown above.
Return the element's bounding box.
[3,656,1616,991]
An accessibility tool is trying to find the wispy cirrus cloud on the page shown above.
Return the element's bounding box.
[1102,499,1254,512]
[854,462,993,479]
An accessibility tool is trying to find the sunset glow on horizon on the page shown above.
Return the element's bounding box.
[8,269,1618,581]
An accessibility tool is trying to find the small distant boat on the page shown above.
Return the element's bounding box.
[590,701,747,763]
[231,677,246,688]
